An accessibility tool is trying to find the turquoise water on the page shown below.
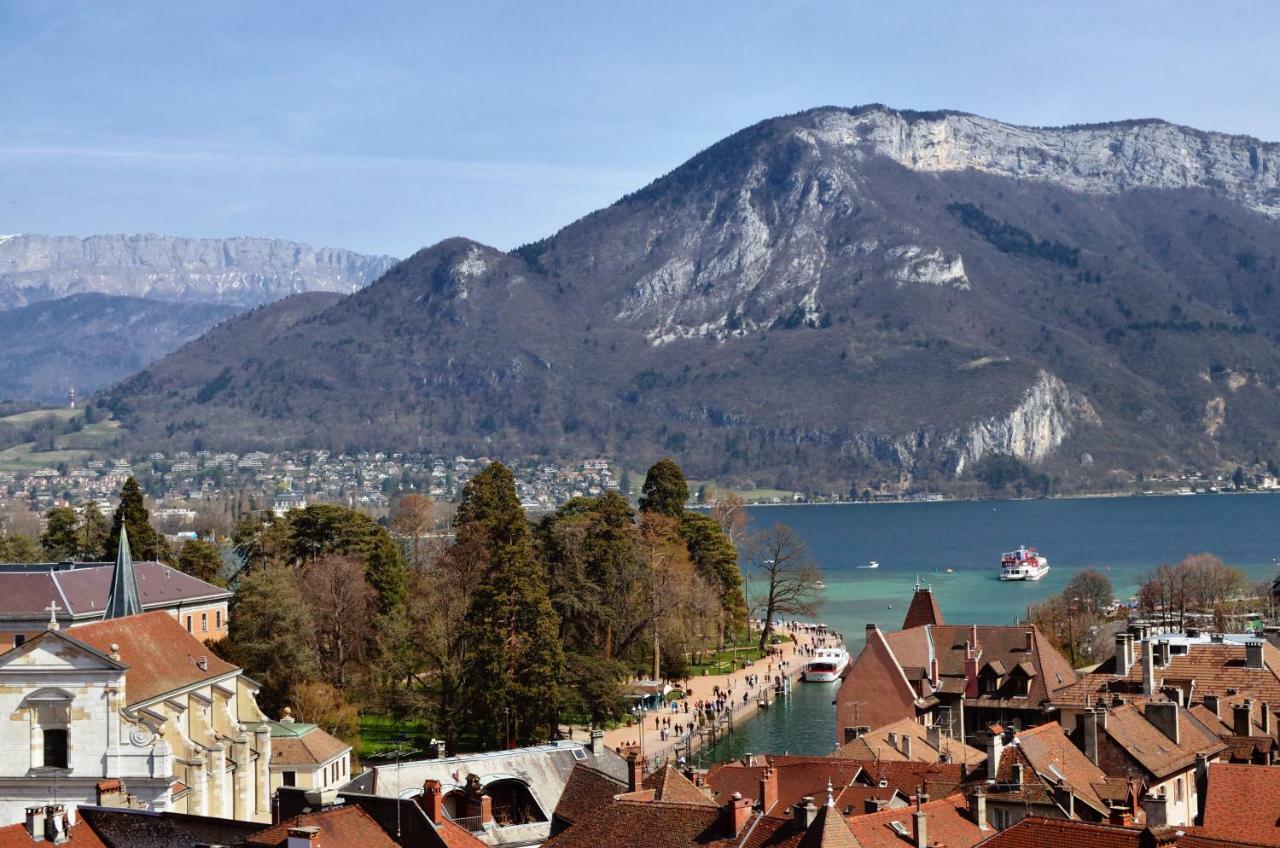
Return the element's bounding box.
[698,493,1280,762]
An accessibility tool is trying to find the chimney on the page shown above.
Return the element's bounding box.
[589,728,605,756]
[926,724,943,753]
[969,789,988,830]
[1234,700,1253,737]
[1158,640,1172,667]
[197,655,208,671]
[1084,708,1102,765]
[422,779,444,825]
[929,658,939,689]
[479,794,493,827]
[1203,694,1220,720]
[724,792,752,837]
[964,646,980,698]
[43,806,67,844]
[1109,806,1134,827]
[971,624,980,651]
[901,733,913,759]
[1141,792,1167,827]
[793,796,819,829]
[433,739,448,759]
[627,751,643,792]
[286,826,320,848]
[1025,629,1035,653]
[758,766,778,813]
[1115,634,1132,676]
[25,806,46,841]
[1142,639,1156,696]
[1146,702,1180,746]
[1264,704,1274,738]
[866,623,878,641]
[865,797,889,814]
[1195,752,1210,824]
[987,730,1003,779]
[913,804,928,848]
[1247,639,1265,670]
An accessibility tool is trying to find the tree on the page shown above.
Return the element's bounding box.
[1233,465,1247,489]
[458,463,563,747]
[176,539,225,586]
[391,494,435,569]
[746,523,822,651]
[0,534,41,563]
[290,680,361,743]
[41,507,80,560]
[639,458,689,517]
[302,555,375,690]
[709,492,749,546]
[79,502,110,561]
[108,477,166,561]
[681,511,747,647]
[220,564,318,715]
[1063,568,1114,615]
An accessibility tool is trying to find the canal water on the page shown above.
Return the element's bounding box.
[698,493,1280,762]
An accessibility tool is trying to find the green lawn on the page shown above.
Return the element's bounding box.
[358,713,437,759]
[686,633,790,676]
[0,408,81,426]
[0,417,122,472]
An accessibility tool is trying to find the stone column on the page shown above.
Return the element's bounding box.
[231,727,252,822]
[189,755,208,817]
[207,742,227,818]
[254,724,272,819]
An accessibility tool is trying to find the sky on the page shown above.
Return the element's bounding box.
[2,1,1279,258]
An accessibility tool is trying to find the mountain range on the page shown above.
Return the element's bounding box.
[0,235,396,402]
[100,105,1280,493]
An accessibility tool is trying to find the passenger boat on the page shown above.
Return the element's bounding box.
[999,546,1050,581]
[802,645,850,682]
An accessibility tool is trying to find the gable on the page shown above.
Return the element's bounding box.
[0,630,124,675]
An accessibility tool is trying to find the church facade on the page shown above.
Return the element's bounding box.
[0,529,274,826]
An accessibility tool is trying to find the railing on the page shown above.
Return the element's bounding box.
[451,815,486,832]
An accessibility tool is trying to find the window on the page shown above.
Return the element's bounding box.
[201,613,208,632]
[13,634,25,647]
[216,610,223,629]
[42,729,68,769]
[282,771,296,787]
[186,616,193,633]
[1176,778,1184,803]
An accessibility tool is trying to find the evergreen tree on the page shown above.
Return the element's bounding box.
[108,477,165,561]
[459,463,563,746]
[79,502,110,560]
[681,511,748,644]
[40,507,80,560]
[639,458,689,517]
[176,539,225,585]
[220,564,319,715]
[0,535,41,562]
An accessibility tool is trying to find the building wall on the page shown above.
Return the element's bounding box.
[0,599,230,650]
[270,751,351,794]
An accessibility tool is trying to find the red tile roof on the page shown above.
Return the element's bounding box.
[833,718,986,767]
[245,805,398,847]
[0,822,104,848]
[1100,704,1226,780]
[69,610,238,705]
[902,588,945,630]
[1201,762,1280,846]
[1006,722,1111,815]
[844,794,985,848]
[646,765,717,806]
[706,757,863,812]
[269,726,349,767]
[974,816,1280,848]
[554,763,628,827]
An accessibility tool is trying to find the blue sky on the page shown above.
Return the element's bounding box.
[2,1,1278,257]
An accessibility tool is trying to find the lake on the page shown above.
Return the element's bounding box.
[696,493,1280,762]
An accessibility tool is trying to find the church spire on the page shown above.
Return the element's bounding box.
[103,527,142,619]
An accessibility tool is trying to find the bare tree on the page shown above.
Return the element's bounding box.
[709,492,749,546]
[747,523,822,650]
[390,493,436,569]
[302,555,375,689]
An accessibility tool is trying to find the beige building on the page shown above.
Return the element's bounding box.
[261,709,352,794]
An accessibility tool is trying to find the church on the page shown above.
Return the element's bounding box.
[0,528,279,827]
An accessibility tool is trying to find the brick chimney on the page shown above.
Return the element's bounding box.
[1146,702,1180,745]
[759,766,778,813]
[479,794,493,827]
[286,825,321,848]
[723,792,752,837]
[422,779,444,825]
[793,796,818,829]
[1234,700,1253,737]
[627,751,643,792]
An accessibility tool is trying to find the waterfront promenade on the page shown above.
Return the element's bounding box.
[573,627,833,768]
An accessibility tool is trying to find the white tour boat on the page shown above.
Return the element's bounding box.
[802,645,850,682]
[999,545,1050,581]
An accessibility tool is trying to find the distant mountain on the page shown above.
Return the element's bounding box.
[0,234,398,310]
[102,106,1280,493]
[0,293,248,403]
